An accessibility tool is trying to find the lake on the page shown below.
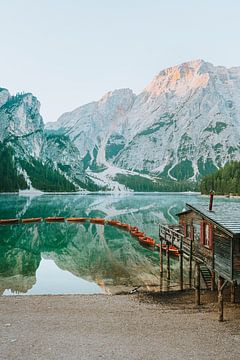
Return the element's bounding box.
[0,193,237,295]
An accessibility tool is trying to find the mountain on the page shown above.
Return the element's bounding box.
[113,60,240,180]
[0,91,81,192]
[1,59,240,192]
[46,59,240,188]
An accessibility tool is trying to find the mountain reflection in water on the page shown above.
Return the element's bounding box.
[0,193,205,295]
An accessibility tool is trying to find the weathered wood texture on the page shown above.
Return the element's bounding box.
[214,229,232,280]
[160,208,238,284]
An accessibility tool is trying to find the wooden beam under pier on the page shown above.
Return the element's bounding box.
[195,262,200,306]
[179,237,183,290]
[189,238,193,288]
[166,241,170,281]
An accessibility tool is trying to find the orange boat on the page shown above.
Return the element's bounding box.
[117,223,131,230]
[130,230,145,238]
[22,218,42,224]
[130,226,139,232]
[45,217,65,222]
[156,243,179,256]
[138,236,156,247]
[107,220,121,226]
[0,218,19,225]
[66,217,87,222]
[90,218,105,225]
[156,243,167,251]
[169,245,180,256]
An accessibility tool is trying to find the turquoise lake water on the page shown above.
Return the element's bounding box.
[0,193,238,295]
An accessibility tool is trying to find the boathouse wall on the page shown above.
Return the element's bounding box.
[214,228,232,281]
[178,211,213,269]
[178,210,234,281]
[233,237,240,283]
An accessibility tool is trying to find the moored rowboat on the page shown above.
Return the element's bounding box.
[0,218,19,225]
[130,226,139,232]
[138,236,156,247]
[156,243,167,250]
[130,231,145,238]
[22,218,42,224]
[45,217,65,222]
[66,217,87,222]
[117,223,131,230]
[169,245,180,256]
[90,218,105,224]
[156,243,179,256]
[107,220,121,226]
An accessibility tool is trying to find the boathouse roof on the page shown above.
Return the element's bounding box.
[184,203,240,236]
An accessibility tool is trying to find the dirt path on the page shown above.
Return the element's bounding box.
[0,292,240,360]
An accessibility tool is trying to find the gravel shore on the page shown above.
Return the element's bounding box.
[0,291,240,360]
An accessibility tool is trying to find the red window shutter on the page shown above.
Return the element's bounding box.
[208,224,213,250]
[200,221,205,245]
[183,224,187,237]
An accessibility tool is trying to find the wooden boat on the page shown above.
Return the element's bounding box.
[117,223,131,230]
[107,220,121,226]
[130,230,145,238]
[0,218,19,225]
[156,243,167,251]
[156,243,179,256]
[130,226,139,232]
[22,218,42,224]
[66,217,87,222]
[90,218,105,225]
[169,245,180,256]
[45,217,65,222]
[138,236,156,247]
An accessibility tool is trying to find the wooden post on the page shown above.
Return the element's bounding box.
[218,276,224,322]
[211,271,215,291]
[166,241,170,281]
[159,270,163,291]
[231,282,236,304]
[189,238,193,288]
[159,229,164,275]
[195,262,200,306]
[179,237,183,290]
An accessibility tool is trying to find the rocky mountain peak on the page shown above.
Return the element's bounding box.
[0,92,44,143]
[0,87,11,108]
[144,59,212,97]
[2,59,240,192]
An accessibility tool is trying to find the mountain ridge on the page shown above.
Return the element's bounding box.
[1,59,240,192]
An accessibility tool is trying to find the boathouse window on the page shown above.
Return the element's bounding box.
[204,224,209,247]
[200,221,213,249]
[183,223,194,240]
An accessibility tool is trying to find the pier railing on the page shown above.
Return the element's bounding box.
[159,224,191,255]
[159,223,212,266]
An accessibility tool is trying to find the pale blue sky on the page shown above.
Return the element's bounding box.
[1,0,240,123]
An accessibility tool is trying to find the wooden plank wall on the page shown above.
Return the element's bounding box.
[233,238,240,283]
[214,229,232,280]
[179,211,213,268]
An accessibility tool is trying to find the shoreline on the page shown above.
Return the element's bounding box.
[0,191,202,196]
[1,191,240,198]
[1,291,239,360]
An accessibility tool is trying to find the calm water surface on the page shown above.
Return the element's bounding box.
[0,193,237,295]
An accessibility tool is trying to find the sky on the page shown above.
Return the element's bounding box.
[1,0,240,123]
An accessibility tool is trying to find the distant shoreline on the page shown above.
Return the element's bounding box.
[0,191,202,196]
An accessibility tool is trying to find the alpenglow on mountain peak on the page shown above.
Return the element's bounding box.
[144,59,215,96]
[1,59,240,192]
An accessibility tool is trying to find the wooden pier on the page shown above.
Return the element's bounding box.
[159,200,240,321]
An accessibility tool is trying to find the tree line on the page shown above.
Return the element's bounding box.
[200,161,240,195]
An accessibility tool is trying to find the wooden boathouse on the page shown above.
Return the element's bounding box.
[159,194,240,321]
